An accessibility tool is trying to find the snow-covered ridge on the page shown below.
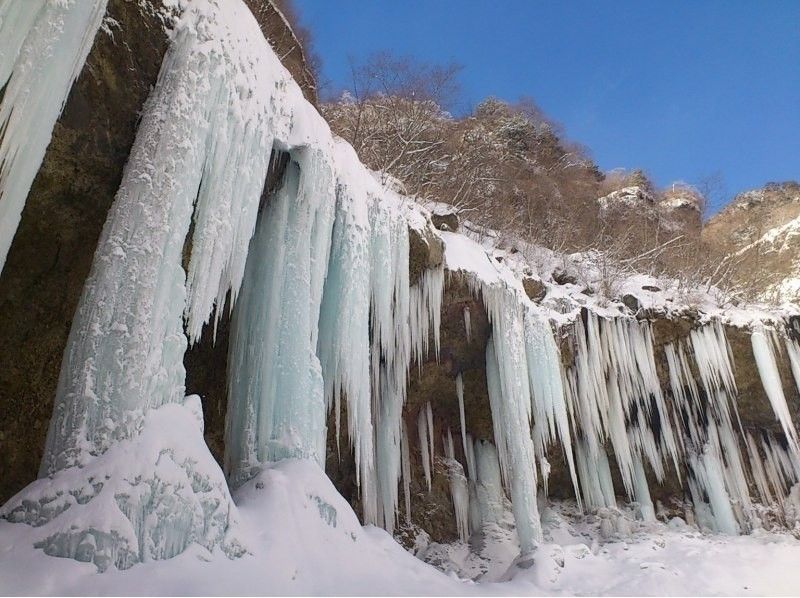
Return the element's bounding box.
[2,0,800,587]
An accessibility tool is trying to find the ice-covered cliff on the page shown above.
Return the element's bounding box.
[1,0,800,593]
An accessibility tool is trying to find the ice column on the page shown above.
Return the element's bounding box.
[226,150,336,486]
[40,1,283,475]
[751,326,800,453]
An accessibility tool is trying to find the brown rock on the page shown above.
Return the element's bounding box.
[522,277,547,302]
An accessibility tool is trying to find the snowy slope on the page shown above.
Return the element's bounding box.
[3,451,800,596]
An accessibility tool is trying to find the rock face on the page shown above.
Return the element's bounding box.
[703,182,800,302]
[0,0,318,504]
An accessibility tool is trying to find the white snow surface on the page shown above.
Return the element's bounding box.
[3,452,800,596]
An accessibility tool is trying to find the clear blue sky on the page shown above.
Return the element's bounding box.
[294,0,799,214]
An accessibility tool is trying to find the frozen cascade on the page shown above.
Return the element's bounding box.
[0,0,108,274]
[486,326,541,553]
[22,0,310,568]
[661,321,800,533]
[524,306,579,503]
[10,0,444,568]
[567,312,680,511]
[8,0,800,575]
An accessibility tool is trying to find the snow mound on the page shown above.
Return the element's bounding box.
[0,396,243,572]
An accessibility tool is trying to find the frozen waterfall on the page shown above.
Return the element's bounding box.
[3,0,800,576]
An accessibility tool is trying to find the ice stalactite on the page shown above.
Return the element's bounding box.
[751,326,800,453]
[574,437,616,510]
[443,429,470,542]
[744,430,800,511]
[486,328,542,553]
[660,321,800,533]
[418,403,433,492]
[0,0,108,274]
[524,306,579,503]
[464,306,472,343]
[42,0,272,474]
[567,312,680,514]
[456,374,470,465]
[401,419,413,525]
[443,232,577,553]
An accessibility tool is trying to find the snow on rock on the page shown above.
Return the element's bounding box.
[597,186,655,211]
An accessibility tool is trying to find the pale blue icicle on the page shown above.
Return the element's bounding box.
[751,326,800,453]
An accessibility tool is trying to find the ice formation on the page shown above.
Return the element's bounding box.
[443,429,470,542]
[0,0,108,274]
[9,0,446,566]
[5,0,800,577]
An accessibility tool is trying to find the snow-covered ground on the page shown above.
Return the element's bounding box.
[2,455,800,596]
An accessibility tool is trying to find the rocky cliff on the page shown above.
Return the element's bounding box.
[703,182,800,302]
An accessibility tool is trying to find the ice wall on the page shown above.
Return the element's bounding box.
[0,0,108,274]
[9,0,339,570]
[10,0,445,569]
[443,230,800,542]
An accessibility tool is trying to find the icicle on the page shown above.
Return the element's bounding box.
[687,423,740,534]
[752,326,800,453]
[418,407,432,492]
[226,148,336,486]
[426,402,436,471]
[410,265,445,366]
[463,305,472,343]
[574,438,616,510]
[0,0,108,274]
[401,418,412,525]
[444,429,470,542]
[456,373,469,464]
[524,305,580,505]
[486,332,542,553]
